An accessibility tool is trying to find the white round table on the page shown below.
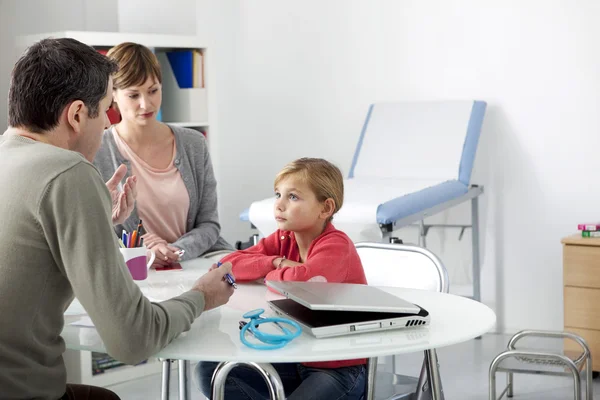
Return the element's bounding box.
[63,258,496,400]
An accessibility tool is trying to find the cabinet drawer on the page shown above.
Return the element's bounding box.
[564,244,600,288]
[564,327,600,371]
[564,287,600,330]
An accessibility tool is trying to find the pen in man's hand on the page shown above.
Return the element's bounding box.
[217,261,237,289]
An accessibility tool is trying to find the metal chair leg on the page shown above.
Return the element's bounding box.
[161,359,171,400]
[585,355,593,400]
[424,350,443,400]
[506,371,513,398]
[489,350,583,400]
[211,361,286,400]
[366,357,378,400]
[570,361,582,400]
[489,352,513,400]
[489,355,498,400]
[414,358,429,400]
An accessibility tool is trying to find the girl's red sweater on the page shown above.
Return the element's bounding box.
[222,223,368,369]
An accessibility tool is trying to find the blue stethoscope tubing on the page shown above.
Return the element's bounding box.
[240,309,302,350]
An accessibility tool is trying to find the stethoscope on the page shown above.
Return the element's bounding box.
[239,309,302,350]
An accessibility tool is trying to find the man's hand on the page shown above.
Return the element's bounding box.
[193,262,235,311]
[106,164,137,225]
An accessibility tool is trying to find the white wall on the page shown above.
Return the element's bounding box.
[0,1,13,129]
[195,0,241,231]
[118,0,195,35]
[0,0,118,129]
[0,0,191,130]
[201,0,600,333]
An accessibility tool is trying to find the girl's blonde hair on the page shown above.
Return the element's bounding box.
[106,42,162,89]
[274,158,344,220]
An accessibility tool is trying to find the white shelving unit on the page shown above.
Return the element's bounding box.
[16,31,217,388]
[16,30,217,152]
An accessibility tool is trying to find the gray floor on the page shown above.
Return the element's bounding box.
[106,333,597,399]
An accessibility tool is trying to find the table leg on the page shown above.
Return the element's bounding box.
[211,361,285,400]
[178,360,190,400]
[161,359,171,400]
[425,350,444,400]
[366,357,377,400]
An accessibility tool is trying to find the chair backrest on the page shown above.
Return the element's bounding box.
[348,100,487,186]
[355,242,449,293]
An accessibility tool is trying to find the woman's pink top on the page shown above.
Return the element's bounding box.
[113,129,189,244]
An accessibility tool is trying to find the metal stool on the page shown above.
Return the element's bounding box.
[489,330,592,400]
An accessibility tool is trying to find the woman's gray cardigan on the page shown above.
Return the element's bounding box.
[93,125,232,260]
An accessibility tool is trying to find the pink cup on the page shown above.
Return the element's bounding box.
[119,247,155,280]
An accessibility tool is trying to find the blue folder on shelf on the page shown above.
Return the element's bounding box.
[166,51,194,89]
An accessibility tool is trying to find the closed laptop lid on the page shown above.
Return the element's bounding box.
[266,281,420,314]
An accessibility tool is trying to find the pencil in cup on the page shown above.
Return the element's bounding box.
[130,231,138,248]
[217,261,237,289]
[121,229,145,248]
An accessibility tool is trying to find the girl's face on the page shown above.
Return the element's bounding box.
[273,175,327,233]
[113,77,161,126]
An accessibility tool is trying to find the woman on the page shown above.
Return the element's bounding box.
[94,42,231,267]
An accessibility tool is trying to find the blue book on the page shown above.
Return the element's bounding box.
[166,51,194,89]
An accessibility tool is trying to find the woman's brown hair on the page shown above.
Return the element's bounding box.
[106,42,162,89]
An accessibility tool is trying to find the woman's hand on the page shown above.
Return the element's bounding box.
[150,256,172,269]
[152,243,181,263]
[142,232,181,263]
[142,233,167,249]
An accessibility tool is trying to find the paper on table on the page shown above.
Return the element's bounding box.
[66,295,164,328]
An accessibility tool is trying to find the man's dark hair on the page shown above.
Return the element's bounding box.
[8,38,118,133]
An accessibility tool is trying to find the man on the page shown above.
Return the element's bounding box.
[0,38,235,399]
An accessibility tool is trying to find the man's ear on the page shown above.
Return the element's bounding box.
[320,198,336,220]
[66,100,85,134]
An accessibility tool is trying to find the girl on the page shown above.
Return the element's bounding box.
[194,157,367,400]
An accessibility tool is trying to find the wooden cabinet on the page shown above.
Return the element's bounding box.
[562,234,600,371]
